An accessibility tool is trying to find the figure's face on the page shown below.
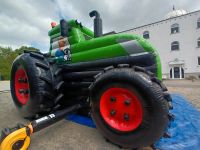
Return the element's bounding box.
[58,39,65,48]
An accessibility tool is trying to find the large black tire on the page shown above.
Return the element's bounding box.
[10,52,64,118]
[90,65,172,149]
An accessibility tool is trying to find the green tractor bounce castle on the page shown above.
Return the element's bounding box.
[6,11,173,149]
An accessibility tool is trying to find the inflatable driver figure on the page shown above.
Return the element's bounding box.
[55,37,71,61]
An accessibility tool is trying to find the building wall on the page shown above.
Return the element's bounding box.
[123,11,200,79]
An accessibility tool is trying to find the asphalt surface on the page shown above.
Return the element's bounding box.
[0,81,152,150]
[163,80,200,88]
[0,81,10,91]
[0,92,121,150]
[1,80,200,150]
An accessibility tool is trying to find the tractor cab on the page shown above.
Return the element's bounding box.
[48,18,94,58]
[48,10,162,80]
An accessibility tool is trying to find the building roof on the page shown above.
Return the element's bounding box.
[165,9,188,19]
[119,9,200,33]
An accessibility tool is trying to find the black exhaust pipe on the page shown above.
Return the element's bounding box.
[60,19,69,37]
[89,10,102,38]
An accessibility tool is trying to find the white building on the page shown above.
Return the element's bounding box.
[121,9,200,79]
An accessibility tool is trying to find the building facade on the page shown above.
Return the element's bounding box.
[121,9,200,79]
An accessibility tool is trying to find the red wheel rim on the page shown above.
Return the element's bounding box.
[14,68,30,105]
[100,87,143,132]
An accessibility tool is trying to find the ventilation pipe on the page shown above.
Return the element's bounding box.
[89,10,103,38]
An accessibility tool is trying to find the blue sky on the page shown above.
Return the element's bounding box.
[0,0,200,52]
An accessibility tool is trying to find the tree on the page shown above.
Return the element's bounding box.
[0,46,12,57]
[0,46,40,80]
[15,46,40,55]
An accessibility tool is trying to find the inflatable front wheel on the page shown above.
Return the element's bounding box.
[90,66,171,149]
[10,52,63,119]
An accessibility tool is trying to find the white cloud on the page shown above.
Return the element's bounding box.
[0,0,200,52]
[0,0,58,51]
[105,0,127,14]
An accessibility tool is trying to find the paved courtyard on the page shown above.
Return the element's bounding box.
[0,80,199,149]
[163,80,200,109]
[0,92,121,150]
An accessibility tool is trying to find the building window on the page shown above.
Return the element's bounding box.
[171,41,179,50]
[143,31,149,39]
[197,18,200,28]
[197,37,200,47]
[171,23,179,34]
[198,57,200,65]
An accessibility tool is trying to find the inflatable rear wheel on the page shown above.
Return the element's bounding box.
[10,52,63,119]
[90,66,170,149]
